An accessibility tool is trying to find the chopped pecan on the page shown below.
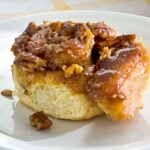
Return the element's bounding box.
[98,34,136,48]
[62,64,83,78]
[14,52,47,72]
[12,21,94,71]
[100,47,111,61]
[1,89,12,97]
[29,111,53,130]
[87,22,116,39]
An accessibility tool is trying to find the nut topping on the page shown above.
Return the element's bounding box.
[29,111,53,130]
[1,89,12,97]
[62,64,83,78]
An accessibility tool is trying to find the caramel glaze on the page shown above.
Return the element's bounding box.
[12,21,95,70]
[85,42,150,120]
[14,39,150,121]
[11,21,117,71]
[11,21,150,121]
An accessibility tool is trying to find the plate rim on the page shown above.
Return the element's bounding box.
[0,10,150,150]
[0,10,150,24]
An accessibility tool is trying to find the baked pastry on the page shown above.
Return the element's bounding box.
[12,65,102,120]
[12,21,105,120]
[11,21,149,121]
[86,34,150,120]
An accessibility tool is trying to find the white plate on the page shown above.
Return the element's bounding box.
[0,11,150,150]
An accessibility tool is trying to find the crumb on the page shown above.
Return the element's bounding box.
[29,111,53,130]
[1,89,12,97]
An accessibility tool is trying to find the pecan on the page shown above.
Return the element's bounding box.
[87,22,116,39]
[62,64,83,78]
[29,111,53,130]
[100,47,111,61]
[1,89,12,97]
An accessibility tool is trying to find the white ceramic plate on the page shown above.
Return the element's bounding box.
[0,11,150,150]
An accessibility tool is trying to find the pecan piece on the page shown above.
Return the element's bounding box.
[1,89,12,97]
[100,47,111,61]
[29,111,53,130]
[62,64,83,78]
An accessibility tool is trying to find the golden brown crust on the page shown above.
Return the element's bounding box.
[12,64,102,120]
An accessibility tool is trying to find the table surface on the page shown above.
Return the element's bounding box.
[0,0,150,21]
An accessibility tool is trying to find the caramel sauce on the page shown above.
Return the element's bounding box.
[12,21,150,120]
[14,37,149,103]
